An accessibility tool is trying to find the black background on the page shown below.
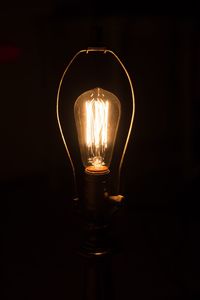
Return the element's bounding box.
[2,1,200,299]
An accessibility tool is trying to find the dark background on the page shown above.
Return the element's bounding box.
[2,1,200,299]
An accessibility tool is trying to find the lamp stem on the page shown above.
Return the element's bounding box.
[82,252,115,300]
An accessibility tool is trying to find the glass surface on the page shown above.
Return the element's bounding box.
[74,87,121,173]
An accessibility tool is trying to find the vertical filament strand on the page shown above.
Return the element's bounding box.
[86,99,109,166]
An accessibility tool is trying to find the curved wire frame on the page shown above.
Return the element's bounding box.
[56,48,135,198]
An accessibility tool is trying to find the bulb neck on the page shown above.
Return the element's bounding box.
[85,166,110,175]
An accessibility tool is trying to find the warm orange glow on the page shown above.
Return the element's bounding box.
[74,87,121,171]
[86,98,109,169]
[86,100,109,149]
[85,165,109,174]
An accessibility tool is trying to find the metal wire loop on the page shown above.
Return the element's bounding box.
[56,48,135,198]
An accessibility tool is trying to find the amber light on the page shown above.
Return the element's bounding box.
[74,87,121,174]
[56,48,135,198]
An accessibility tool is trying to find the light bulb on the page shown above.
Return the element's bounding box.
[56,48,135,200]
[74,87,121,174]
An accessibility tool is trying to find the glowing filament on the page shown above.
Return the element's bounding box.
[86,99,109,167]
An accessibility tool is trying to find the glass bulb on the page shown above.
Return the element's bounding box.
[74,87,121,174]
